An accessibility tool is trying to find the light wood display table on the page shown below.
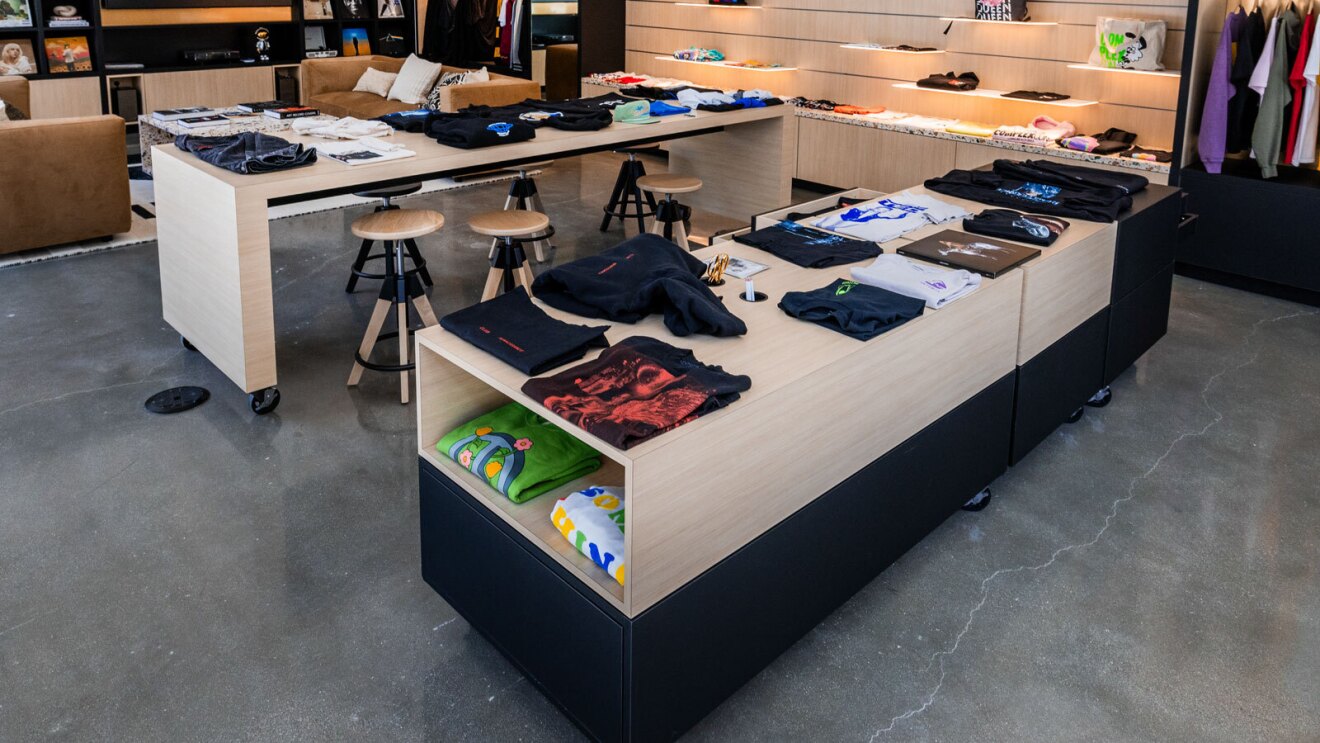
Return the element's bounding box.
[150,104,795,413]
[416,177,1181,741]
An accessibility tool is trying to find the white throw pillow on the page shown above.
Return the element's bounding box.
[462,66,490,84]
[0,98,8,122]
[387,54,444,105]
[353,66,398,98]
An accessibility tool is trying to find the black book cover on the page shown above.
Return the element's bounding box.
[897,229,1040,278]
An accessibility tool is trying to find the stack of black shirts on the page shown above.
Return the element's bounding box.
[423,113,536,148]
[734,221,882,268]
[460,99,615,131]
[924,159,1147,222]
[521,336,751,449]
[439,289,610,375]
[963,209,1070,247]
[617,84,721,100]
[531,234,747,337]
[376,108,433,133]
[779,279,925,341]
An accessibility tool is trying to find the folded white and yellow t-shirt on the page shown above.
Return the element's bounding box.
[551,486,626,585]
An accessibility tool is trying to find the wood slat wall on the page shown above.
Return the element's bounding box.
[626,0,1191,148]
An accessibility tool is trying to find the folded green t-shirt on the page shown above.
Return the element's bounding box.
[438,402,602,503]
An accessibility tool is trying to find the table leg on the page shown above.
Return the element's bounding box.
[154,152,277,396]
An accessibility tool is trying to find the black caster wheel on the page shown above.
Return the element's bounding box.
[962,488,992,512]
[1086,387,1113,408]
[1066,407,1084,424]
[249,387,281,415]
[181,336,197,351]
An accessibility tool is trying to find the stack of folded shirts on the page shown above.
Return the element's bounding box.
[531,234,747,337]
[779,279,926,341]
[437,402,602,503]
[292,116,392,139]
[946,120,997,138]
[964,209,1070,246]
[522,336,751,450]
[917,71,980,91]
[551,486,626,585]
[849,254,982,309]
[439,289,610,375]
[992,116,1076,145]
[734,220,882,268]
[812,190,970,243]
[425,114,536,148]
[834,104,887,115]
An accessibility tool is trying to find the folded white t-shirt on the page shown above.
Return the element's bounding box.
[813,191,970,243]
[851,254,982,309]
[550,486,625,585]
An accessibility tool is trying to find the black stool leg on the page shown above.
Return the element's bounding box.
[345,238,374,293]
[403,239,433,287]
[600,163,630,231]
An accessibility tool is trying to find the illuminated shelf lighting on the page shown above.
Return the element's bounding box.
[1066,63,1181,78]
[674,2,762,7]
[893,82,1096,107]
[654,56,796,71]
[841,44,944,54]
[939,17,1058,26]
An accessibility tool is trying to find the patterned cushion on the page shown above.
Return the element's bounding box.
[423,67,491,111]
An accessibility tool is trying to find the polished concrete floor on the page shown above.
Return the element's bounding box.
[2,154,1318,742]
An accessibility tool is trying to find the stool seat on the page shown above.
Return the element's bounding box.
[352,209,445,241]
[637,174,703,195]
[470,210,551,237]
[353,182,423,200]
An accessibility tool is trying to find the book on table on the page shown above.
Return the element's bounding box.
[263,106,321,119]
[236,100,292,113]
[152,107,216,121]
[177,114,230,129]
[314,138,416,166]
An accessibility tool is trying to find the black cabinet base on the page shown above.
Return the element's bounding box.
[420,373,1016,742]
[1011,309,1110,465]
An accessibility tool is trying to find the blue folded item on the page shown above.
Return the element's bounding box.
[649,100,691,116]
[735,97,767,108]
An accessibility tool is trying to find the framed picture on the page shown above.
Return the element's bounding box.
[0,0,34,28]
[336,0,367,20]
[43,35,91,73]
[303,0,333,20]
[341,27,370,56]
[377,0,404,18]
[0,37,37,74]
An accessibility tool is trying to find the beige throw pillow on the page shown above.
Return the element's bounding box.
[353,66,398,98]
[387,54,444,105]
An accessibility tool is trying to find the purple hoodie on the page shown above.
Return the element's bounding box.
[1200,10,1248,173]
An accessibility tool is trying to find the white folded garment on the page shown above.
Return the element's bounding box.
[676,88,737,107]
[850,254,982,309]
[812,190,971,243]
[293,116,395,140]
[738,88,775,99]
[551,486,626,585]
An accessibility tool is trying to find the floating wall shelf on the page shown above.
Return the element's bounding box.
[841,44,944,55]
[674,2,762,7]
[655,56,796,71]
[1066,63,1181,79]
[939,17,1058,26]
[893,82,1097,107]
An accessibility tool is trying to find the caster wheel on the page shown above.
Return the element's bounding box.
[1067,407,1084,424]
[1086,387,1113,408]
[962,488,992,512]
[249,387,281,415]
[181,336,197,352]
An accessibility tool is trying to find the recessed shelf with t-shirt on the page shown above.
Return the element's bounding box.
[654,55,796,71]
[841,44,944,55]
[893,82,1097,108]
[1066,63,1181,79]
[938,17,1058,26]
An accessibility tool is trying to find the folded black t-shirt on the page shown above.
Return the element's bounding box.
[925,169,1131,222]
[521,336,751,449]
[531,234,747,337]
[459,100,614,131]
[779,279,925,341]
[376,108,433,133]
[963,209,1070,247]
[734,221,882,268]
[425,115,536,148]
[995,158,1149,195]
[439,289,610,375]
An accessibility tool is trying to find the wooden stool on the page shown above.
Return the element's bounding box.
[490,162,554,263]
[470,210,551,302]
[600,145,660,234]
[638,174,702,250]
[345,183,434,293]
[347,208,445,404]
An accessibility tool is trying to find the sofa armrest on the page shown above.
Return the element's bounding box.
[301,55,405,103]
[438,76,542,112]
[0,75,30,114]
[0,115,130,254]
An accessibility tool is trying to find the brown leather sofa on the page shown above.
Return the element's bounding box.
[0,76,131,255]
[300,56,541,118]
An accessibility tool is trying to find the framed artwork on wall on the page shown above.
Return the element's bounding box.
[342,27,370,56]
[303,0,334,20]
[336,0,367,20]
[0,37,37,74]
[378,0,404,19]
[0,0,34,28]
[43,35,91,73]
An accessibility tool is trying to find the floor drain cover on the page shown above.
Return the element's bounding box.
[145,386,210,414]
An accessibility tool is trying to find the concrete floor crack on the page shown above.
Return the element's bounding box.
[866,307,1319,741]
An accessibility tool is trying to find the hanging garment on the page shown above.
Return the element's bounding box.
[1296,16,1320,165]
[849,255,982,310]
[1284,14,1315,164]
[521,336,751,450]
[778,279,925,341]
[1200,9,1247,172]
[1251,10,1298,178]
[1228,9,1268,153]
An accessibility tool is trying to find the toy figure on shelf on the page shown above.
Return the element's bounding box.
[253,26,271,62]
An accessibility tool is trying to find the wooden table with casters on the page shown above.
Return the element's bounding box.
[150,104,796,414]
